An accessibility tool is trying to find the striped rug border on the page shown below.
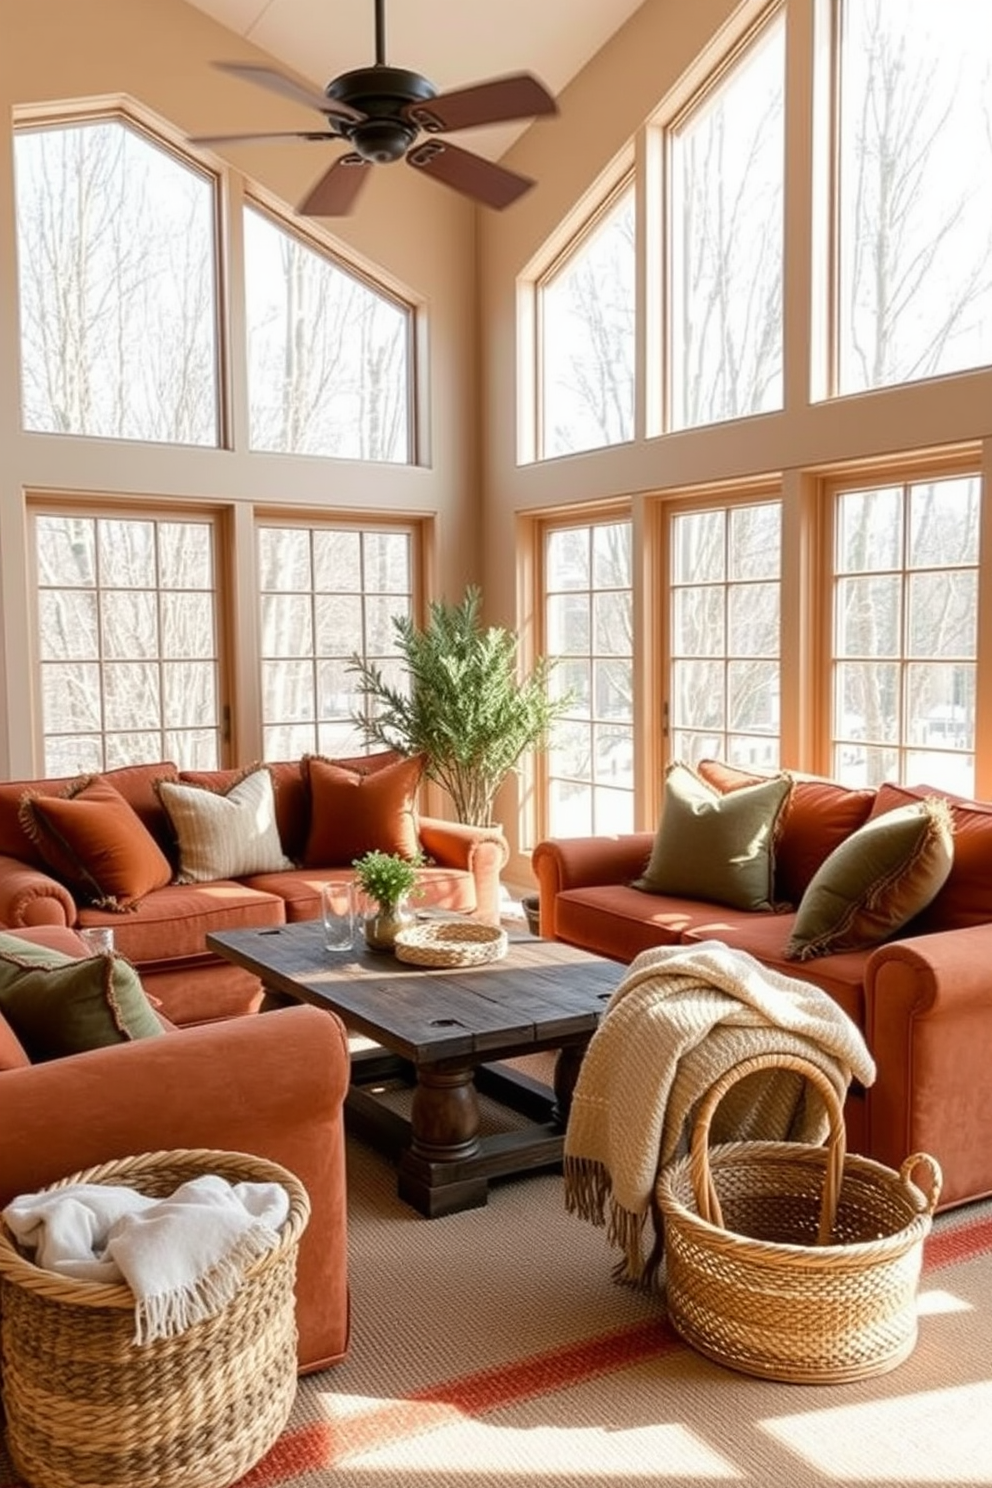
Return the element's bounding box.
[236,1208,992,1485]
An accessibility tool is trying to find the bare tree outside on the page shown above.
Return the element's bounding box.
[15,120,217,444]
[832,476,978,792]
[35,512,220,775]
[545,520,634,835]
[670,502,781,770]
[539,188,635,458]
[670,12,784,430]
[245,208,409,462]
[837,0,992,394]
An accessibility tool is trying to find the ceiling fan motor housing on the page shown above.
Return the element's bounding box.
[326,66,437,162]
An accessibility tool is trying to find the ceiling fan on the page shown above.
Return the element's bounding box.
[188,0,558,216]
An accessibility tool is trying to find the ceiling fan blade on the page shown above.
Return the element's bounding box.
[406,139,534,210]
[212,62,365,126]
[297,154,373,216]
[189,130,338,147]
[405,73,557,134]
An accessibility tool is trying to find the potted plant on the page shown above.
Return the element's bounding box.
[352,849,422,951]
[348,585,573,828]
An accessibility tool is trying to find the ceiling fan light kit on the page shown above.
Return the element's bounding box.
[190,0,558,215]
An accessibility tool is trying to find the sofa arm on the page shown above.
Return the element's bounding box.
[0,1004,351,1373]
[0,854,76,929]
[418,816,509,924]
[532,834,654,937]
[866,926,992,1207]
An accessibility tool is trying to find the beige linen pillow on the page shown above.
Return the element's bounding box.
[156,766,293,883]
[633,761,792,912]
[785,796,954,961]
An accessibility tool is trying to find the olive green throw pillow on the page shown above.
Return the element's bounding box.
[633,763,792,911]
[785,797,954,962]
[0,932,163,1063]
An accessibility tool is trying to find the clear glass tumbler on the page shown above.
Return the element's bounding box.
[321,880,356,953]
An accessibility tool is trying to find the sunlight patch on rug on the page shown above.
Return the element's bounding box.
[761,1381,992,1483]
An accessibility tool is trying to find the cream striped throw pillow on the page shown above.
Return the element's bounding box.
[157,767,293,883]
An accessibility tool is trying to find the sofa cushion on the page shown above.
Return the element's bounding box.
[243,863,478,922]
[696,759,876,903]
[785,797,954,961]
[156,766,293,883]
[680,911,866,1029]
[76,882,286,966]
[302,753,424,868]
[633,762,792,912]
[0,931,163,1062]
[869,781,992,932]
[18,777,174,911]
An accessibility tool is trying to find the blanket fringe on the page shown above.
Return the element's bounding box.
[563,1155,612,1226]
[133,1223,278,1345]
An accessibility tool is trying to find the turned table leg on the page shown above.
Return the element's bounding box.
[409,1064,481,1162]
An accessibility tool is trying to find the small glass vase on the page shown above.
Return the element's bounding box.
[363,896,415,953]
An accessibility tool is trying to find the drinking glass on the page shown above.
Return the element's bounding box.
[78,926,115,955]
[321,881,356,953]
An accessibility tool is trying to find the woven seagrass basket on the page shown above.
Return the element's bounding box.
[0,1147,310,1488]
[655,1053,941,1384]
[393,918,508,967]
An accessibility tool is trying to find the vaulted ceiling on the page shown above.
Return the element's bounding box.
[183,0,647,160]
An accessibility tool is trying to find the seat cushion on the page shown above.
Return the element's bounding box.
[244,864,479,922]
[83,882,286,965]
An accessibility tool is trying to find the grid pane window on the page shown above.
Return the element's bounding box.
[539,188,635,458]
[669,13,784,431]
[545,521,633,836]
[835,0,992,395]
[831,477,979,791]
[669,502,781,767]
[35,513,220,773]
[259,524,413,759]
[14,120,218,445]
[245,207,410,463]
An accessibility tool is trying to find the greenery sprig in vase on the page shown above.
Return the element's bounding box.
[352,849,422,952]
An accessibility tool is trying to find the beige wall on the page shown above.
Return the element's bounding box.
[0,0,480,777]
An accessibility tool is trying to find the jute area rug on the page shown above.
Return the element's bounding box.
[4,1129,991,1487]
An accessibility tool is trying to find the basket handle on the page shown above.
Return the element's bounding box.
[689,1052,848,1245]
[900,1152,943,1215]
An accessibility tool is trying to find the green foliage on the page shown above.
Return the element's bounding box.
[352,850,422,909]
[349,586,573,826]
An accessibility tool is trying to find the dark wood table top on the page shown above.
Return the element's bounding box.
[206,919,621,1065]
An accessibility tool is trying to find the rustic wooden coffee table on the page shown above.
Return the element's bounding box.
[206,919,619,1216]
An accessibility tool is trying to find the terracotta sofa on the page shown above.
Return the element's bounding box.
[0,924,351,1374]
[533,762,992,1211]
[0,751,508,1028]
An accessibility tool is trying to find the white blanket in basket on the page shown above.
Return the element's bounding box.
[2,1174,289,1344]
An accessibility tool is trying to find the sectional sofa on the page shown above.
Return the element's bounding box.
[533,759,992,1211]
[0,750,508,1027]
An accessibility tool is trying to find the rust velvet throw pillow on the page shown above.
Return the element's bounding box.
[302,754,424,868]
[18,777,173,911]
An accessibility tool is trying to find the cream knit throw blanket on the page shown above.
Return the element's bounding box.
[563,940,876,1284]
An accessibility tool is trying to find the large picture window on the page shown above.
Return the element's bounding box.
[668,11,785,430]
[830,474,979,792]
[834,0,992,394]
[668,501,782,768]
[258,523,414,759]
[538,187,635,458]
[34,510,221,775]
[14,119,218,445]
[245,207,411,463]
[544,519,634,836]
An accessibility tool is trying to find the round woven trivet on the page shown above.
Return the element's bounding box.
[394,919,508,967]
